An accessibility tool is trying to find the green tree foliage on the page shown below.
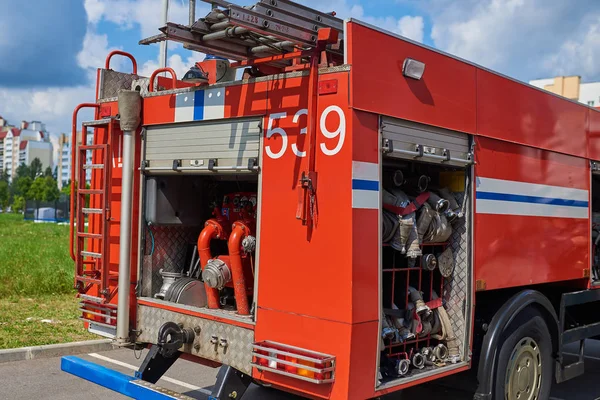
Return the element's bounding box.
[15,164,31,180]
[61,180,72,197]
[29,158,43,179]
[13,176,33,199]
[27,176,60,202]
[0,180,9,210]
[12,196,25,213]
[44,166,52,177]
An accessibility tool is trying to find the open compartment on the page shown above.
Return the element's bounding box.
[592,170,600,283]
[377,117,473,387]
[137,118,262,321]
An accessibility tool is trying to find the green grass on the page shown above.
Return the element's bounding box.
[0,213,74,296]
[0,295,95,349]
[0,214,95,348]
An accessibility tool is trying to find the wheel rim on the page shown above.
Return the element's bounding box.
[505,337,542,400]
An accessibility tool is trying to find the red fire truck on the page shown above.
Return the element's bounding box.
[61,1,600,399]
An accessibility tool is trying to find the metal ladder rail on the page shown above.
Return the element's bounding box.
[75,119,113,300]
[76,143,107,292]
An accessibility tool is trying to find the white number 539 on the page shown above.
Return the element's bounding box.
[265,105,346,159]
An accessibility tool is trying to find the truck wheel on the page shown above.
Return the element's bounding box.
[493,309,552,400]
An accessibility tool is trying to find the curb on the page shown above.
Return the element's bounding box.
[0,339,115,363]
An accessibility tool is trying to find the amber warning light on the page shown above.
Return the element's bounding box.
[252,341,336,384]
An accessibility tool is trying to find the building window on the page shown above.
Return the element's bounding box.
[589,100,595,106]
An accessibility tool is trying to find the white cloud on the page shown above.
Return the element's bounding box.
[397,15,424,43]
[77,30,123,71]
[543,16,600,79]
[426,0,600,82]
[84,0,211,38]
[139,53,198,79]
[84,0,106,25]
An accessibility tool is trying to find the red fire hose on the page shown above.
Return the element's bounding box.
[197,216,229,309]
[228,221,252,315]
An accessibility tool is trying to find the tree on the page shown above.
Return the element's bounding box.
[12,196,25,213]
[44,166,52,177]
[13,176,33,199]
[28,176,60,202]
[61,180,72,197]
[29,158,43,179]
[15,163,31,180]
[0,180,8,211]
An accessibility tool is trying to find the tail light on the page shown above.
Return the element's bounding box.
[252,341,335,384]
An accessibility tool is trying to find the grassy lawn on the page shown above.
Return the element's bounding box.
[0,214,95,348]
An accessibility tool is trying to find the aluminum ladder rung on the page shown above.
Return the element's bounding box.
[82,118,113,127]
[77,232,103,239]
[83,164,105,170]
[81,251,102,258]
[82,208,103,214]
[80,144,107,151]
[78,294,106,303]
[79,189,104,195]
[76,276,102,284]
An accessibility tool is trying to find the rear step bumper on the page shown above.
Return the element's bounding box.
[61,356,200,399]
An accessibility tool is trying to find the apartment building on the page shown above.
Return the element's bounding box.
[0,119,53,182]
[56,132,94,189]
[529,76,600,108]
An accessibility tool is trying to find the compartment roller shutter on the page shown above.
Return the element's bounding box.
[144,117,261,173]
[381,116,472,167]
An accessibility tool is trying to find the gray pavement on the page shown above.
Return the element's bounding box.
[0,341,598,399]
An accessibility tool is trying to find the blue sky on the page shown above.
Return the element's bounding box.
[1,0,600,139]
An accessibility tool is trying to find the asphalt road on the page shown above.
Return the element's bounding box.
[0,341,598,399]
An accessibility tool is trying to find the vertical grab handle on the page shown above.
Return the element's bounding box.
[104,50,138,75]
[70,103,101,262]
[149,68,178,92]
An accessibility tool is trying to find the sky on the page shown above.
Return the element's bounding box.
[1,0,600,143]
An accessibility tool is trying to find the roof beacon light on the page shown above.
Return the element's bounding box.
[403,58,426,80]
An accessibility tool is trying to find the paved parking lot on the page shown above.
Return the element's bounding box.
[0,341,598,399]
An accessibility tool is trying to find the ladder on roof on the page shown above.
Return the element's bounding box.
[71,116,118,333]
[139,0,344,65]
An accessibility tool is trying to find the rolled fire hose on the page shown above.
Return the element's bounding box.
[382,210,400,243]
[431,290,460,363]
[392,303,415,341]
[405,175,430,193]
[408,286,430,317]
[405,215,422,258]
[393,170,404,187]
[439,187,461,217]
[430,307,442,335]
[383,189,414,254]
[426,213,453,243]
[427,192,449,213]
[417,203,435,243]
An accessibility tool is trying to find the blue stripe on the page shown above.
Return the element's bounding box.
[193,90,204,120]
[352,179,379,191]
[476,192,588,208]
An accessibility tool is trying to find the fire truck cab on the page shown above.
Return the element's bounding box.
[61,1,600,400]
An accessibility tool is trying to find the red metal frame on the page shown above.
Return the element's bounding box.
[70,103,100,262]
[148,67,178,93]
[104,50,138,74]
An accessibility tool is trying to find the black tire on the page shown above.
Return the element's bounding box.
[493,308,553,400]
